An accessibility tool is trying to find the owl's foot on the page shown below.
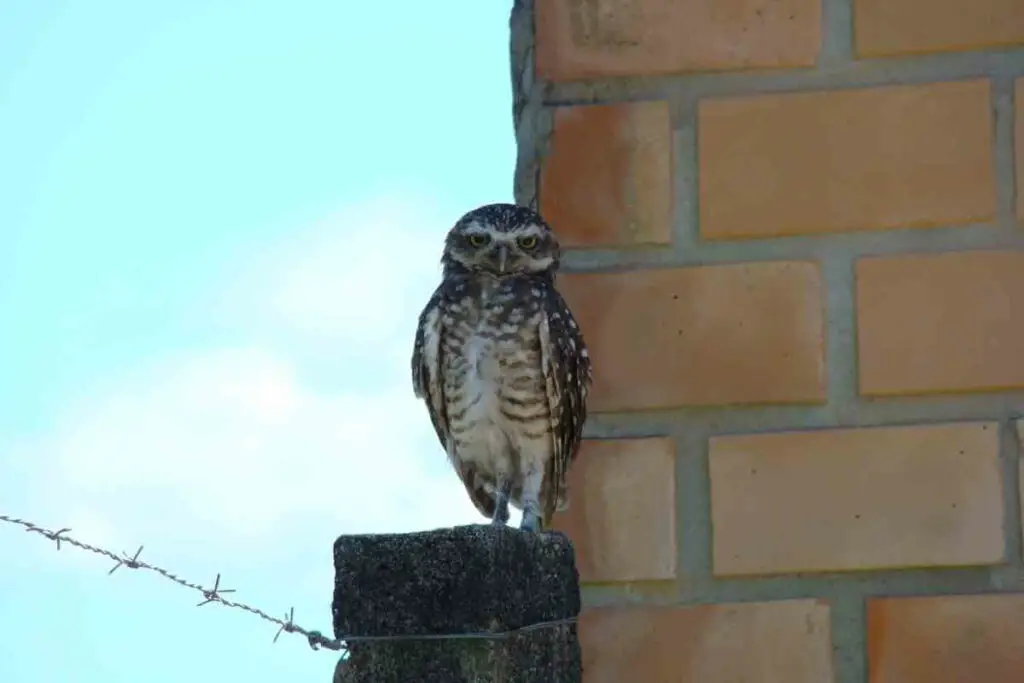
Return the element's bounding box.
[519,510,541,532]
[490,511,508,527]
[519,465,544,532]
[491,478,512,527]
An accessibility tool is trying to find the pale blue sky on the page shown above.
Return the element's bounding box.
[0,2,518,681]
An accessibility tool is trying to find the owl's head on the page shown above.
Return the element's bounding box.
[441,203,561,278]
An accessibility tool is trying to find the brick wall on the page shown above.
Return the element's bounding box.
[509,1,1024,681]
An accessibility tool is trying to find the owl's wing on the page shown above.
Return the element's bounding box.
[411,284,499,519]
[411,286,451,454]
[538,283,593,523]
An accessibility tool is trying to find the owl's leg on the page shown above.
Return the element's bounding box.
[519,465,544,532]
[491,478,512,526]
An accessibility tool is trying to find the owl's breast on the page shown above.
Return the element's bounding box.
[442,303,549,469]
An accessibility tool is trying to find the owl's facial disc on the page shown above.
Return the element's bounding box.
[442,205,562,278]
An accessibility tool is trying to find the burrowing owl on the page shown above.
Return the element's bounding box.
[411,203,592,532]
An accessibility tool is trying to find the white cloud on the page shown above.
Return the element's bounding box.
[218,196,449,357]
[11,195,495,563]
[42,347,480,544]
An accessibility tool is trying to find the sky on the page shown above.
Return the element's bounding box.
[0,2,519,681]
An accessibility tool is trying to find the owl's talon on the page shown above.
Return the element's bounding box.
[520,511,541,532]
[490,501,509,527]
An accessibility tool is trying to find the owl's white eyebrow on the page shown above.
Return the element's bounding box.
[506,225,545,237]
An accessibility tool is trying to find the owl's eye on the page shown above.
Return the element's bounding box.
[517,235,538,250]
[468,234,489,247]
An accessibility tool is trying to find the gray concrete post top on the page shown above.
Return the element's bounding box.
[332,525,582,683]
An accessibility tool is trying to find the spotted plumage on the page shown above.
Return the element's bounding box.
[410,203,592,532]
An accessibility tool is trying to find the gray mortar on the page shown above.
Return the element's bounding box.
[510,0,553,211]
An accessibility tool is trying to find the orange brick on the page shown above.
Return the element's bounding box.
[551,438,676,583]
[1017,80,1024,223]
[856,250,1024,396]
[540,101,673,248]
[535,0,821,81]
[854,0,1024,58]
[580,600,833,682]
[558,262,826,411]
[698,80,996,240]
[709,422,1003,576]
[868,594,1024,683]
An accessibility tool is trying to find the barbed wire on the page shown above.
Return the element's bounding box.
[0,513,578,657]
[0,513,346,652]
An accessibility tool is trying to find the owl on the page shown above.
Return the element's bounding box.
[410,203,592,532]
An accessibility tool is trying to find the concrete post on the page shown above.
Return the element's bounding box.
[331,525,582,683]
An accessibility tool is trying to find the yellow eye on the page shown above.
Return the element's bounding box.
[517,235,538,250]
[468,234,489,247]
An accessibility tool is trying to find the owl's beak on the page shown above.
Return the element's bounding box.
[496,244,509,273]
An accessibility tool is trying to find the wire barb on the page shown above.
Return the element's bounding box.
[197,573,236,607]
[39,526,71,550]
[1,512,578,658]
[108,545,145,575]
[274,607,297,643]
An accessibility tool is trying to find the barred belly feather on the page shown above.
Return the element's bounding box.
[442,283,552,512]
